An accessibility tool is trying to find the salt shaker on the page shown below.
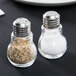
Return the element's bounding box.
[38,11,67,59]
[7,18,37,68]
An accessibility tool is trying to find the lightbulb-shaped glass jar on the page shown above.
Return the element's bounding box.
[38,11,67,59]
[7,18,37,68]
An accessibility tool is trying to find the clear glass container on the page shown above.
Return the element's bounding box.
[38,11,67,59]
[7,18,37,68]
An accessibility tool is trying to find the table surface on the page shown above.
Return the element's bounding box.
[0,0,76,76]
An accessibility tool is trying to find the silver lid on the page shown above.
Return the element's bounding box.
[43,11,60,29]
[13,18,31,37]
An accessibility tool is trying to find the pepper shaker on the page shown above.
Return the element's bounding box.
[7,18,37,68]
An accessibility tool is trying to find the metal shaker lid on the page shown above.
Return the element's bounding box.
[13,18,31,37]
[43,11,60,29]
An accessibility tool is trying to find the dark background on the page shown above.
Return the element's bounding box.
[0,0,76,76]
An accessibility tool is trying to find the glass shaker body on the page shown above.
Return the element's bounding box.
[38,25,67,59]
[7,32,37,68]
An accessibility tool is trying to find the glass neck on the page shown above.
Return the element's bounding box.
[11,32,33,42]
[41,24,62,35]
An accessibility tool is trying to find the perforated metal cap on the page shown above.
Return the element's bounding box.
[13,18,31,37]
[43,11,60,29]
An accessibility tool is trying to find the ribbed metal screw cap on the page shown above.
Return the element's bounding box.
[43,11,60,29]
[13,18,31,37]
